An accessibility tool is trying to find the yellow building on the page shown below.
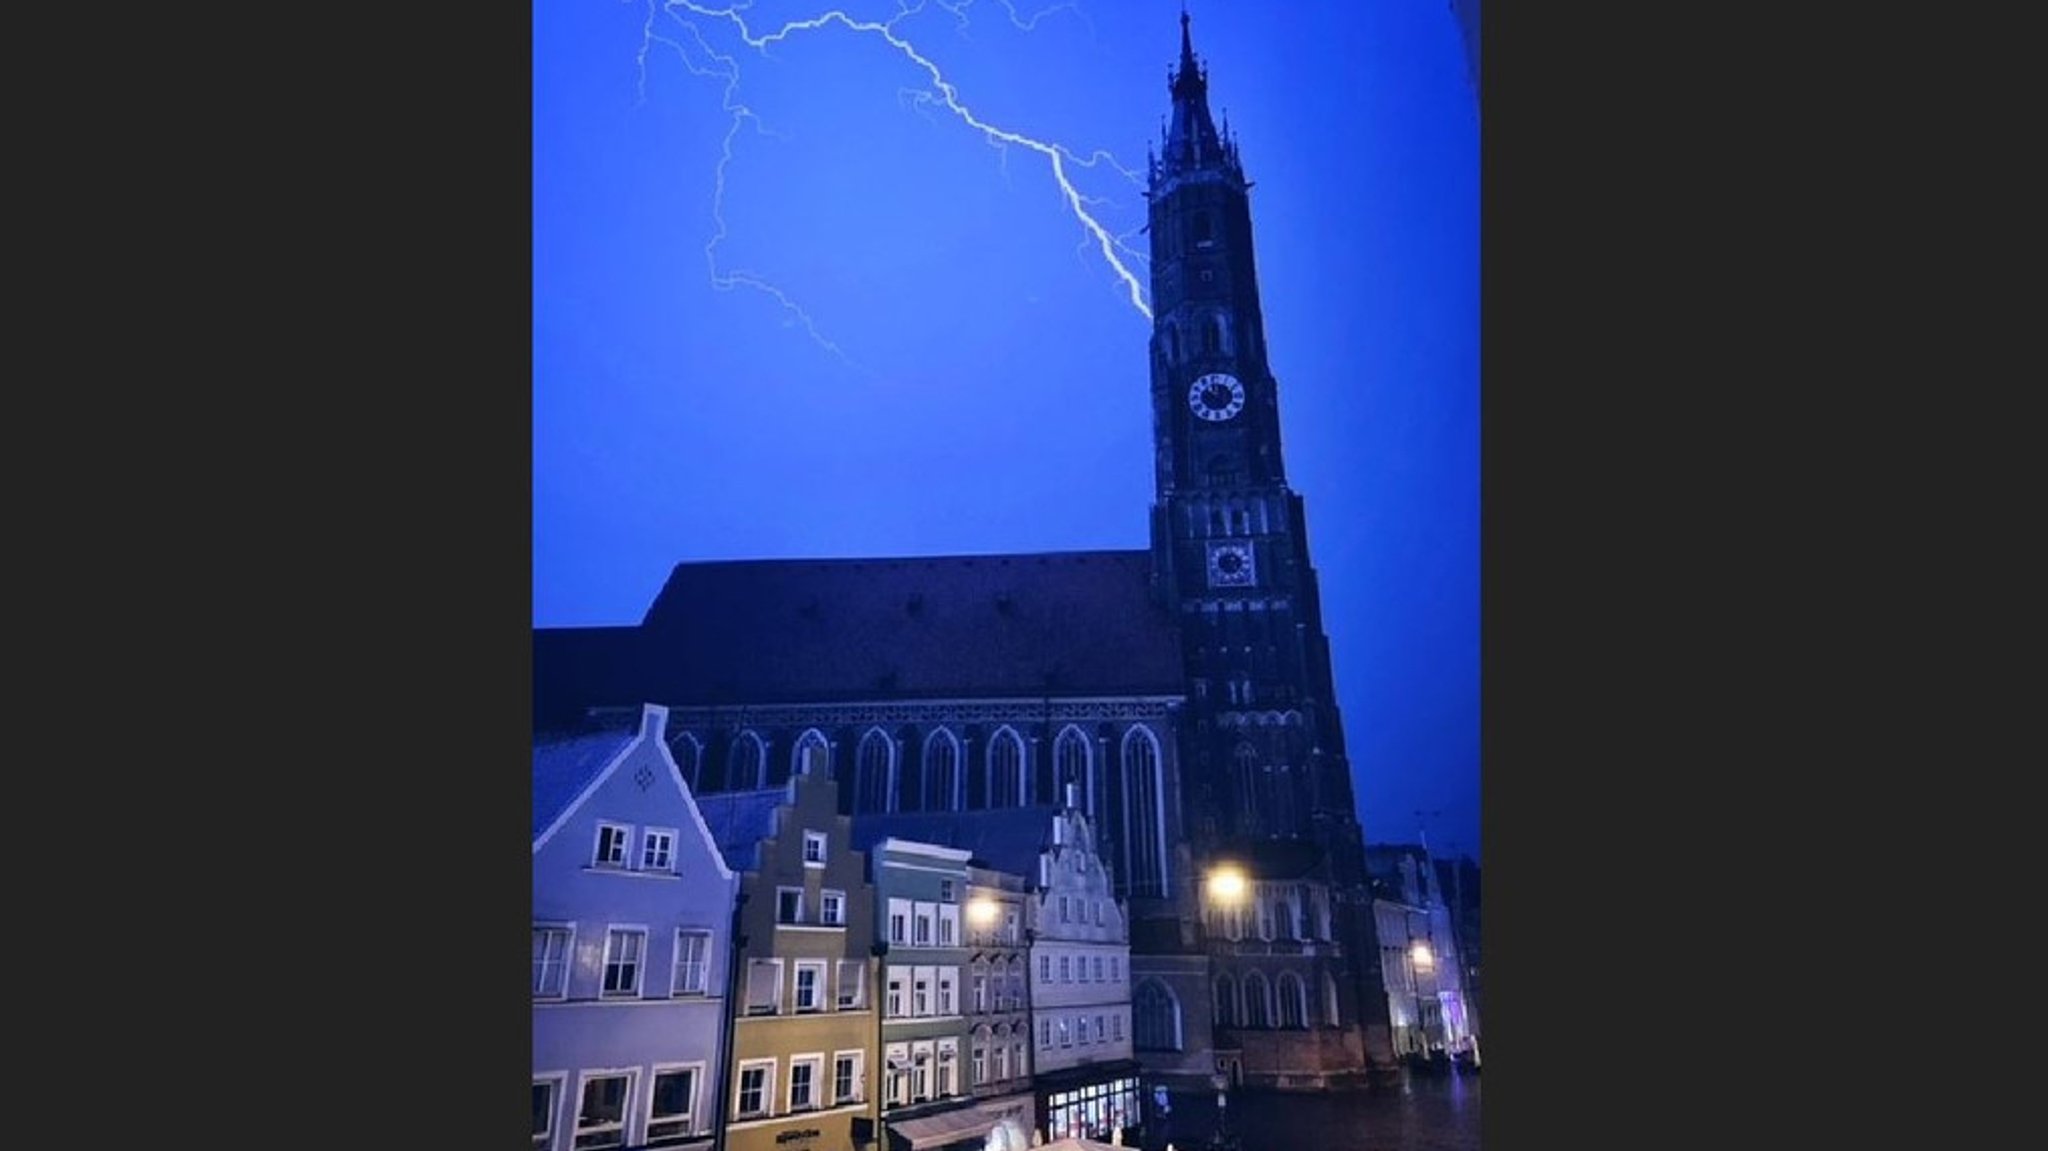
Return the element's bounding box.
[699,762,880,1151]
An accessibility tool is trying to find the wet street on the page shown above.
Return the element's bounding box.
[1147,1073,1480,1151]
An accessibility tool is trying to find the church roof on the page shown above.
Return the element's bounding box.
[551,549,1184,707]
[851,808,1060,882]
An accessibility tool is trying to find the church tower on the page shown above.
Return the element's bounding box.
[1145,11,1367,881]
[1143,10,1388,1075]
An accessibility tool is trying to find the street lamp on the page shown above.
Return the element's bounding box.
[967,895,1000,930]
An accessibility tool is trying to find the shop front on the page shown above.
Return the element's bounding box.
[1035,1062,1143,1146]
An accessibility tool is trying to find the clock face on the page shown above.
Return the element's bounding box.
[1187,372,1246,422]
[1206,542,1256,588]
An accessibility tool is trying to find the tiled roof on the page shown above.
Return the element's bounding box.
[693,786,788,873]
[614,550,1181,704]
[851,808,1060,881]
[533,729,638,841]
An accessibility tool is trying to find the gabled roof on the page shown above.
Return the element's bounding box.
[532,729,638,841]
[693,785,789,873]
[556,549,1183,706]
[851,808,1060,882]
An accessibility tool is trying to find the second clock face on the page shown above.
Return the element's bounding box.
[1207,542,1256,587]
[1188,372,1246,422]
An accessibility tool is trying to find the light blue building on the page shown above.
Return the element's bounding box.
[535,703,740,1151]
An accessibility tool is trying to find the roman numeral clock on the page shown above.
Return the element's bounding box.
[1186,370,1257,590]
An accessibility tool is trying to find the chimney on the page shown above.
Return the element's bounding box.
[1064,782,1080,810]
[640,703,669,741]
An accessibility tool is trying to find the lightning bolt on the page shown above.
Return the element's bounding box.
[633,0,1154,368]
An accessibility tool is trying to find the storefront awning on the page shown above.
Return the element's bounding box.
[890,1108,999,1150]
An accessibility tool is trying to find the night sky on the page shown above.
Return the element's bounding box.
[534,0,1478,861]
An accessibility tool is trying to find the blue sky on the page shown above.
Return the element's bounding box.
[534,0,1479,861]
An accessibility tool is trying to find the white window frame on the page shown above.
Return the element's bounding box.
[594,821,633,869]
[832,1049,865,1105]
[937,903,959,946]
[913,967,932,1016]
[533,1072,566,1151]
[643,1061,706,1147]
[936,1037,959,1097]
[1040,1018,1051,1048]
[746,958,785,1015]
[671,929,712,996]
[534,923,573,1000]
[992,1041,1008,1082]
[572,1068,638,1151]
[886,1043,911,1106]
[794,960,827,1013]
[911,1040,933,1102]
[886,970,906,1018]
[601,927,648,998]
[837,959,866,1009]
[803,830,828,866]
[913,903,935,946]
[820,889,847,926]
[787,1052,825,1113]
[734,1059,777,1120]
[777,886,806,925]
[939,878,956,902]
[640,827,678,872]
[937,968,957,1016]
[889,897,911,944]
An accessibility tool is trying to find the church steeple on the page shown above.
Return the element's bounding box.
[1158,8,1239,184]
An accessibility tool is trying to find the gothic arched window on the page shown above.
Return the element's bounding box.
[923,728,961,812]
[1120,727,1165,897]
[667,730,702,792]
[792,729,830,780]
[1054,726,1091,811]
[1242,971,1272,1028]
[729,730,767,791]
[1134,979,1183,1051]
[987,727,1026,808]
[1214,974,1239,1028]
[856,728,893,814]
[1277,972,1307,1029]
[1233,743,1262,834]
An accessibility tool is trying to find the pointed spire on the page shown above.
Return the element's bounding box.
[1180,5,1196,74]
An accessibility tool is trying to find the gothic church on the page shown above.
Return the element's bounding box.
[535,13,1391,1086]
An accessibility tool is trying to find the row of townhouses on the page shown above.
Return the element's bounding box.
[535,705,1149,1151]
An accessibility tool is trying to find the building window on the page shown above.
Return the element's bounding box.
[735,1061,774,1120]
[1093,956,1104,981]
[640,829,676,872]
[1040,955,1052,983]
[729,730,766,790]
[777,887,805,925]
[912,1044,932,1101]
[672,930,711,995]
[1054,726,1091,811]
[1058,1017,1071,1047]
[533,1077,560,1150]
[1135,979,1182,1051]
[913,969,932,1016]
[788,1055,821,1112]
[820,890,846,926]
[803,830,827,865]
[1278,972,1308,1029]
[1005,909,1020,944]
[937,1039,959,1097]
[856,727,894,815]
[793,729,830,778]
[1059,956,1071,982]
[837,959,866,1008]
[987,727,1026,807]
[746,959,781,1015]
[938,968,957,1015]
[1113,1013,1123,1041]
[992,1038,1008,1082]
[1215,974,1238,1027]
[602,929,645,997]
[1040,1019,1052,1048]
[939,878,956,902]
[914,904,934,946]
[887,971,906,1018]
[646,1066,699,1147]
[833,1051,863,1104]
[1243,971,1271,1028]
[594,823,631,869]
[972,1032,987,1085]
[889,897,909,943]
[886,1045,910,1105]
[575,1073,632,1149]
[1118,728,1167,897]
[795,961,826,1012]
[972,964,988,1012]
[534,926,572,999]
[1059,896,1070,923]
[924,729,961,811]
[1078,1016,1090,1044]
[938,903,959,946]
[1111,957,1120,982]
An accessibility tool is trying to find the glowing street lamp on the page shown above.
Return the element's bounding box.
[966,895,1001,928]
[1205,865,1248,904]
